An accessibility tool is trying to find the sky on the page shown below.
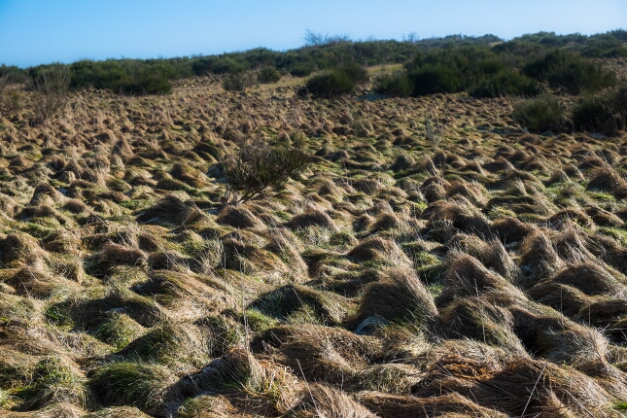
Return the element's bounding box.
[0,0,626,68]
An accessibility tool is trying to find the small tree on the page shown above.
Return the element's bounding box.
[29,67,71,126]
[224,143,310,203]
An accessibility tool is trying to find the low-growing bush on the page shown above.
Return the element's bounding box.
[409,64,461,96]
[523,50,616,94]
[290,65,315,77]
[469,70,542,98]
[512,95,568,133]
[572,86,627,135]
[373,72,414,97]
[223,71,256,92]
[122,63,175,95]
[300,63,368,98]
[69,60,175,95]
[339,62,369,85]
[225,142,311,203]
[258,66,282,83]
[302,71,356,98]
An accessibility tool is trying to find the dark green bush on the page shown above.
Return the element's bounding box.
[338,62,369,85]
[123,63,176,95]
[225,143,311,203]
[373,72,414,97]
[290,65,315,77]
[572,86,627,135]
[300,63,367,98]
[258,67,282,83]
[523,50,616,94]
[512,95,568,133]
[68,60,175,95]
[0,64,26,83]
[301,71,355,98]
[409,64,461,96]
[469,70,542,98]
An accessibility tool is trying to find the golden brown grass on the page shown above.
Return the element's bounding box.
[0,73,626,417]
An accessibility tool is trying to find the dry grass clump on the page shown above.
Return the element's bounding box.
[518,229,563,288]
[358,391,507,418]
[136,195,193,226]
[511,304,609,364]
[216,204,264,229]
[249,284,349,325]
[253,324,382,385]
[0,233,48,266]
[437,297,526,354]
[356,268,437,326]
[545,263,627,297]
[85,406,151,417]
[288,209,338,231]
[286,383,377,418]
[436,253,518,307]
[347,236,411,267]
[414,355,614,417]
[5,266,78,298]
[90,242,147,275]
[89,362,178,415]
[586,168,627,199]
[446,234,520,281]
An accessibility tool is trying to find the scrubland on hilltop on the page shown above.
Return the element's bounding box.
[0,30,627,417]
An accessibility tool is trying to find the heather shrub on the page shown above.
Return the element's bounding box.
[300,62,368,98]
[373,72,413,97]
[258,67,282,83]
[523,50,616,94]
[469,70,542,98]
[512,95,568,133]
[572,86,627,135]
[409,64,461,96]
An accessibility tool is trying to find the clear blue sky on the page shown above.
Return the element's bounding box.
[1,0,625,68]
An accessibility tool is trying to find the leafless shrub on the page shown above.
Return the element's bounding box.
[29,67,72,126]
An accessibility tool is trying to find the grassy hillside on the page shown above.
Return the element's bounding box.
[0,31,626,417]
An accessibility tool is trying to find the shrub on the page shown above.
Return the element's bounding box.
[409,64,461,96]
[301,71,355,98]
[123,63,175,95]
[290,65,314,77]
[338,61,369,85]
[373,72,414,97]
[258,66,282,83]
[572,86,627,135]
[222,71,256,91]
[225,143,311,203]
[512,95,568,133]
[69,60,175,95]
[300,62,368,98]
[469,70,542,98]
[28,66,72,126]
[523,50,616,94]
